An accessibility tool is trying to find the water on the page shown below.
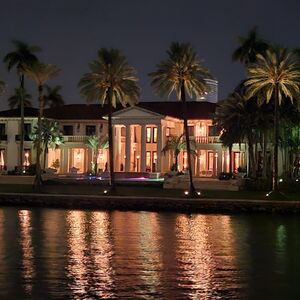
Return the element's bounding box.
[0,207,299,300]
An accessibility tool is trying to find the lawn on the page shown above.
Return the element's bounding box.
[0,183,299,201]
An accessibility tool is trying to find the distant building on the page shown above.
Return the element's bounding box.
[194,79,218,103]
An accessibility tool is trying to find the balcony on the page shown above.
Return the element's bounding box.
[15,134,32,141]
[63,135,88,143]
[194,136,220,144]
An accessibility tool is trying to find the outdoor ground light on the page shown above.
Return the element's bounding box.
[184,191,189,195]
[279,178,283,183]
[103,190,108,194]
[197,191,201,196]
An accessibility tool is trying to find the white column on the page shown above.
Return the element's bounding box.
[114,126,120,171]
[62,147,68,173]
[141,125,146,172]
[217,149,222,176]
[125,125,131,172]
[156,124,162,172]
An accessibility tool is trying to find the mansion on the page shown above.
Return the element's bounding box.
[0,100,246,177]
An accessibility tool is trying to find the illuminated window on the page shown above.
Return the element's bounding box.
[166,127,170,137]
[208,152,214,171]
[0,149,5,170]
[183,151,187,169]
[234,152,240,172]
[121,127,125,137]
[152,151,157,172]
[146,151,151,169]
[153,127,158,143]
[146,127,152,143]
[24,149,31,167]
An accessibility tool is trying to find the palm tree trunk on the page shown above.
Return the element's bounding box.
[19,74,25,173]
[273,85,279,191]
[181,81,196,194]
[262,130,268,178]
[174,153,178,171]
[34,84,43,187]
[95,148,98,175]
[43,144,48,170]
[248,133,256,178]
[107,89,115,191]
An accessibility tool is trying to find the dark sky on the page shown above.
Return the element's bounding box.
[0,0,300,109]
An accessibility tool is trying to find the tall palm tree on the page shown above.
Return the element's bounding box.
[233,27,269,65]
[8,87,32,109]
[149,42,212,195]
[23,62,60,187]
[245,48,300,192]
[3,40,40,172]
[44,85,64,108]
[86,135,108,175]
[79,48,140,191]
[162,134,196,172]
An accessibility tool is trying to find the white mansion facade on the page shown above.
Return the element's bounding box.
[0,100,246,177]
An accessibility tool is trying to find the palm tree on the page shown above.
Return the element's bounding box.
[79,48,140,191]
[214,92,259,177]
[86,135,108,175]
[8,87,32,109]
[232,27,269,65]
[31,119,64,170]
[3,40,40,172]
[162,134,196,172]
[245,48,300,192]
[149,42,212,195]
[23,62,60,187]
[44,85,64,108]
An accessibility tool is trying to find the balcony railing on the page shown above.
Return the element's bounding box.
[63,135,88,143]
[193,136,220,144]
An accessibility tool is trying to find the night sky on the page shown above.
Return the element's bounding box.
[0,0,300,109]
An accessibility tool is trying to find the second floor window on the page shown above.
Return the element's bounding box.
[24,123,31,135]
[208,125,219,136]
[188,126,194,136]
[0,124,5,136]
[152,127,157,143]
[146,127,152,143]
[63,125,73,136]
[86,125,96,136]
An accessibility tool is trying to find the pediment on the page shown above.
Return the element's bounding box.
[111,106,164,119]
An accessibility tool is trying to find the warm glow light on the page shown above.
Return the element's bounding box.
[103,190,108,194]
[197,191,201,196]
[184,191,189,195]
[279,178,283,183]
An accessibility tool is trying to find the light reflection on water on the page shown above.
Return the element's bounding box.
[0,207,300,299]
[18,210,35,294]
